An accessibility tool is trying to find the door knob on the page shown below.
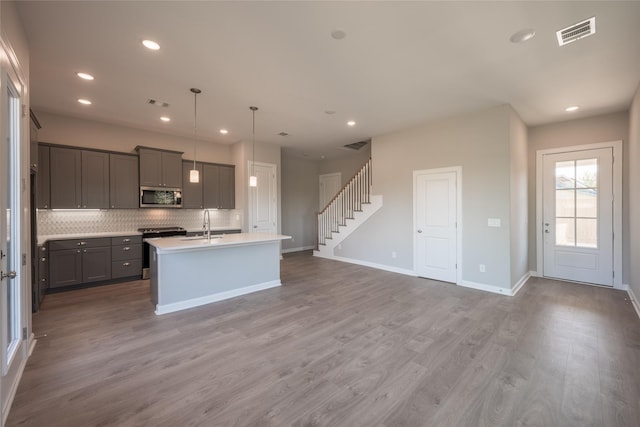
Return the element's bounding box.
[1,271,17,280]
[417,229,423,233]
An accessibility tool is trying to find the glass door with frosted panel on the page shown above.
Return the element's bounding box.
[542,148,613,286]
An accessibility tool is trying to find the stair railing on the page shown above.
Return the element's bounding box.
[317,159,372,247]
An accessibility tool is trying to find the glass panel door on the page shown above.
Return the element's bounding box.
[2,78,21,372]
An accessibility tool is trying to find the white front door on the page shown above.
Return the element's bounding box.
[542,148,613,286]
[414,169,458,283]
[249,162,277,234]
[319,173,341,210]
[1,55,28,419]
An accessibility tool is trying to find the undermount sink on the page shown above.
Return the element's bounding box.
[180,235,223,241]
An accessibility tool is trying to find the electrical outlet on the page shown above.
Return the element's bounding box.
[391,251,397,259]
[479,264,486,273]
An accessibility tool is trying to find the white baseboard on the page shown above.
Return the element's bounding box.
[155,280,281,315]
[282,245,315,254]
[458,280,514,296]
[28,333,36,356]
[628,285,640,320]
[510,271,532,296]
[313,251,416,277]
[2,347,29,425]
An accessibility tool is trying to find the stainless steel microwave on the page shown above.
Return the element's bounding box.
[140,186,182,208]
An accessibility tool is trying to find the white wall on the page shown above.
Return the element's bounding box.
[36,111,233,164]
[318,144,372,186]
[527,111,630,282]
[281,152,319,251]
[629,84,640,299]
[509,109,529,285]
[335,105,514,289]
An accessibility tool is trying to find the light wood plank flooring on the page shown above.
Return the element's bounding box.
[7,251,640,426]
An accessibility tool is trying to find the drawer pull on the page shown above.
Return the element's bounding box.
[123,247,131,251]
[123,262,130,267]
[122,239,131,243]
[41,257,46,262]
[41,278,46,282]
[41,247,46,252]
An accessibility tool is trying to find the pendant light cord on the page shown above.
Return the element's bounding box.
[193,91,197,170]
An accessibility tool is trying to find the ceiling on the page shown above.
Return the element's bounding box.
[16,1,640,159]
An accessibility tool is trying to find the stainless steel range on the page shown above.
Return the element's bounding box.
[139,226,187,279]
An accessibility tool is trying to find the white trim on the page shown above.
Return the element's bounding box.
[627,286,640,320]
[28,334,36,357]
[313,251,416,277]
[1,348,27,425]
[536,141,622,288]
[413,166,463,285]
[282,245,315,254]
[458,280,513,296]
[155,280,281,315]
[510,271,532,296]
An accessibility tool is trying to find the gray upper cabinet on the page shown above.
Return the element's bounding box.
[81,150,110,209]
[110,153,139,209]
[203,164,235,209]
[50,147,82,209]
[137,147,183,188]
[50,147,109,209]
[182,161,203,209]
[37,145,50,209]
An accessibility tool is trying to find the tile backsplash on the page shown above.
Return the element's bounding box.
[37,208,243,236]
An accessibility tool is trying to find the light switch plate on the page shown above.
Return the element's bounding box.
[488,218,501,227]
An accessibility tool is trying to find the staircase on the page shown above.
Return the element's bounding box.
[314,159,382,258]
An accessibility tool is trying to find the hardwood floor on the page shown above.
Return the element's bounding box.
[7,251,640,426]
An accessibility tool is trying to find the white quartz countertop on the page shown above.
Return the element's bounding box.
[38,231,142,245]
[146,232,291,254]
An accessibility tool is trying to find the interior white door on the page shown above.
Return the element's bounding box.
[414,170,457,283]
[1,62,27,418]
[542,148,613,286]
[249,162,277,234]
[319,173,341,210]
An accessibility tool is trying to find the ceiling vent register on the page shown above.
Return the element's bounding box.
[343,140,369,150]
[556,17,596,46]
[147,98,170,108]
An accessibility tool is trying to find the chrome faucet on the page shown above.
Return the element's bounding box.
[202,209,211,243]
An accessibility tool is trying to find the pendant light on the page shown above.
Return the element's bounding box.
[249,106,258,187]
[189,88,201,183]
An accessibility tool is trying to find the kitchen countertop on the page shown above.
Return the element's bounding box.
[37,231,142,245]
[146,232,291,254]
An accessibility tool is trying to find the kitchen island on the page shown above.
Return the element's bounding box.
[147,232,291,315]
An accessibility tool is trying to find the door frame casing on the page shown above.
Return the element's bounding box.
[247,161,278,234]
[413,166,463,284]
[535,141,622,289]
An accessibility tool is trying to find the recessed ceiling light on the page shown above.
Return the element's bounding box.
[331,29,347,40]
[509,28,536,44]
[142,39,160,50]
[219,129,228,134]
[76,72,94,81]
[347,120,356,127]
[77,98,92,105]
[565,105,580,112]
[160,116,171,122]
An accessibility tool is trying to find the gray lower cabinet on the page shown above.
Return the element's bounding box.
[111,235,143,279]
[49,238,112,288]
[110,154,139,208]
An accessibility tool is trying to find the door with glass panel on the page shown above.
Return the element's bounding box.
[1,59,27,415]
[542,148,613,286]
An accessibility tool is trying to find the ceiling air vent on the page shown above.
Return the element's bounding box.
[556,17,596,46]
[147,98,170,108]
[343,140,369,150]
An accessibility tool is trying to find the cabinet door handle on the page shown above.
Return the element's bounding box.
[76,250,81,253]
[123,247,130,251]
[122,239,131,243]
[80,242,87,246]
[83,250,87,253]
[41,278,47,282]
[123,262,130,267]
[41,257,46,262]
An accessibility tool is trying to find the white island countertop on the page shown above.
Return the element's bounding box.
[146,232,291,254]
